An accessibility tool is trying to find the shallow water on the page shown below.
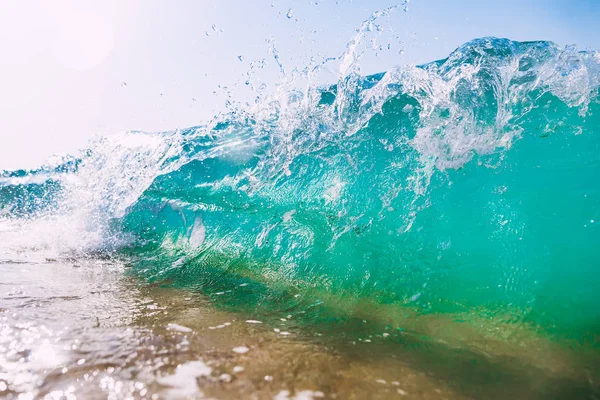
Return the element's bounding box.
[1,257,598,400]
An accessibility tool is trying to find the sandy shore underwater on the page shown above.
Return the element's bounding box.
[0,256,598,400]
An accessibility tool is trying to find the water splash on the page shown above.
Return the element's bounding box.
[1,33,599,339]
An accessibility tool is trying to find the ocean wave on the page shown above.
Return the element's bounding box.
[1,36,599,338]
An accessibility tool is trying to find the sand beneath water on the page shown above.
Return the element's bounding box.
[0,257,598,399]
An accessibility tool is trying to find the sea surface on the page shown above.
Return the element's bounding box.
[1,31,599,399]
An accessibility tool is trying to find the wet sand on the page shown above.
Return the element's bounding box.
[1,257,598,399]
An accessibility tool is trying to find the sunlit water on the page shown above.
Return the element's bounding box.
[1,257,598,399]
[2,7,600,399]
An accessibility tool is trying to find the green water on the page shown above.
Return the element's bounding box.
[113,39,600,343]
[1,37,599,398]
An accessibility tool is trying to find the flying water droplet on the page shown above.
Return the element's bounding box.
[121,82,127,88]
[286,8,293,18]
[238,55,244,62]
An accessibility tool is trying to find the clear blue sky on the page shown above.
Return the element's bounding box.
[1,0,599,170]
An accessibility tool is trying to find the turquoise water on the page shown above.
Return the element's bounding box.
[1,38,599,345]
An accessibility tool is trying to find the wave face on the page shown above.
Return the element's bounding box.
[2,38,600,339]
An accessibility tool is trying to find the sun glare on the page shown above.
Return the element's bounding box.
[52,10,114,71]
